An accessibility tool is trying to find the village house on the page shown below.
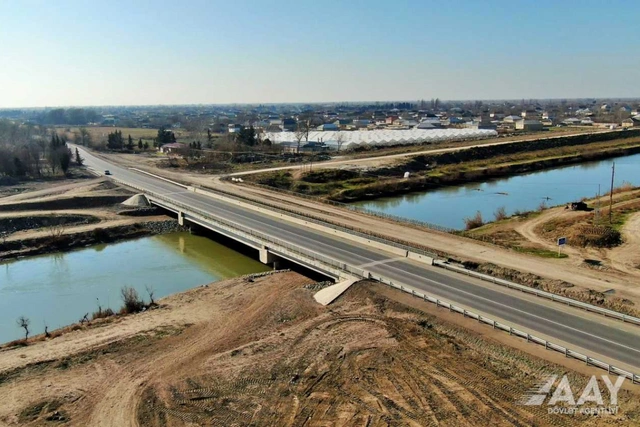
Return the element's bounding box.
[159,142,187,154]
[515,119,544,131]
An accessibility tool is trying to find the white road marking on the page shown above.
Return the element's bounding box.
[379,263,640,355]
[357,257,407,269]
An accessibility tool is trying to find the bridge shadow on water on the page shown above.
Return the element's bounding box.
[181,220,332,283]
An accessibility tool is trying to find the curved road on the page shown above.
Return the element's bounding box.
[77,146,640,372]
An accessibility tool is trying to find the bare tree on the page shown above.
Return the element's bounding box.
[335,132,346,152]
[145,285,156,305]
[294,122,308,154]
[17,316,30,341]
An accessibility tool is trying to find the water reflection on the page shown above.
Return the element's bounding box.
[0,232,269,344]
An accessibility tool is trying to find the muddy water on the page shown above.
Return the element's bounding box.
[0,232,269,344]
[353,152,640,230]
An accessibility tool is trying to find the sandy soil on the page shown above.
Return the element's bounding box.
[2,271,637,426]
[0,178,175,260]
[513,192,640,278]
[607,211,640,274]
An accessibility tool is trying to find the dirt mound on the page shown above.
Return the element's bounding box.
[2,274,638,426]
[121,194,150,207]
[0,196,128,212]
[0,215,100,235]
[569,224,622,248]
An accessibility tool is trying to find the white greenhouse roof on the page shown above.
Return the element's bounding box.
[264,129,497,147]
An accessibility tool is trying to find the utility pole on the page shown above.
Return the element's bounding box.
[609,162,615,224]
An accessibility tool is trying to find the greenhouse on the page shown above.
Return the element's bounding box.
[264,128,498,148]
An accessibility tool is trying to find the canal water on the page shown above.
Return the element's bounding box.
[353,153,640,230]
[0,232,269,344]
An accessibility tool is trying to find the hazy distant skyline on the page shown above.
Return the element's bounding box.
[2,0,639,108]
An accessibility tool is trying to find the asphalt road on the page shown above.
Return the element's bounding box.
[78,146,640,371]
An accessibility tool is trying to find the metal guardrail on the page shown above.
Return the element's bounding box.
[124,170,640,327]
[370,273,640,385]
[111,176,640,384]
[114,178,366,279]
[123,171,640,326]
[129,168,441,259]
[434,261,640,325]
[246,182,457,233]
[189,185,439,260]
[193,182,640,326]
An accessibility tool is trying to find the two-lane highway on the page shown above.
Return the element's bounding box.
[77,146,640,371]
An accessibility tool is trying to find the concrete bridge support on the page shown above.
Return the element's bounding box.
[178,211,185,226]
[259,246,281,269]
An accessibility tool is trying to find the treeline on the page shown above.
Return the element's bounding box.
[35,108,101,126]
[0,120,74,179]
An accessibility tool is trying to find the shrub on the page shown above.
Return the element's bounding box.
[493,206,508,221]
[120,286,145,314]
[538,200,547,212]
[464,211,485,230]
[92,307,115,320]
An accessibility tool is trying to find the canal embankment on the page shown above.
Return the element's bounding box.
[0,178,185,261]
[244,129,640,209]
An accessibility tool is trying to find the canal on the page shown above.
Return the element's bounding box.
[0,232,269,344]
[353,152,640,230]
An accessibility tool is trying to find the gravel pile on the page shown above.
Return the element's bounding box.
[142,220,186,234]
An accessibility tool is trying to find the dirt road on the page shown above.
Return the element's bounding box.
[610,212,640,274]
[514,194,640,278]
[227,128,618,176]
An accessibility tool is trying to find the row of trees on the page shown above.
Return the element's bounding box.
[0,120,74,179]
[106,131,149,151]
[36,108,100,126]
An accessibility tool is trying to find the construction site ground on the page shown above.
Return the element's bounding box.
[1,271,638,426]
[0,178,174,260]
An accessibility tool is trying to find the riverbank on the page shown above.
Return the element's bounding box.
[244,130,640,203]
[467,186,640,279]
[2,271,636,426]
[0,178,184,261]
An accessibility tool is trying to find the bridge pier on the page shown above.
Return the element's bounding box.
[178,211,185,226]
[259,246,281,269]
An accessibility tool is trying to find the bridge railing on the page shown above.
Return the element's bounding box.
[114,177,640,384]
[244,182,457,233]
[192,183,640,326]
[434,261,640,326]
[139,188,368,279]
[189,184,439,260]
[370,273,640,385]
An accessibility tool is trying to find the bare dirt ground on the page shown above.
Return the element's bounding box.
[0,178,175,260]
[611,212,640,272]
[2,271,637,427]
[511,191,640,278]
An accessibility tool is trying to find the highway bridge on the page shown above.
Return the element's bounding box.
[76,146,640,377]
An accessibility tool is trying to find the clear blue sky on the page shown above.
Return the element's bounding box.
[1,0,639,107]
